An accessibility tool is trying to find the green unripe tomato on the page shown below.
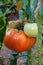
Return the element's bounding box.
[24,23,38,37]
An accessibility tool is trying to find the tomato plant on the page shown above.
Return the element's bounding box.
[4,29,36,52]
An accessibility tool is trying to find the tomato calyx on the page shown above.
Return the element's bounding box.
[16,21,28,30]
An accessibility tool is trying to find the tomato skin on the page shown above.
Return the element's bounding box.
[4,29,36,52]
[28,37,36,49]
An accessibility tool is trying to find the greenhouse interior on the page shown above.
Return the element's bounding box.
[0,0,43,65]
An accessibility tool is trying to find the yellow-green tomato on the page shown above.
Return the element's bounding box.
[24,23,38,37]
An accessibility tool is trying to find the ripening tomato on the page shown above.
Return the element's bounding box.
[4,29,36,52]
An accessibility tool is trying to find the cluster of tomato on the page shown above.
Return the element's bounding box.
[4,21,38,52]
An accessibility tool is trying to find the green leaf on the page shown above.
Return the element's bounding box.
[2,0,10,4]
[0,16,8,49]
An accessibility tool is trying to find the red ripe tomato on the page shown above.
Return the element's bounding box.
[4,29,36,52]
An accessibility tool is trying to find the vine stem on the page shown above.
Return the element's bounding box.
[2,2,16,17]
[10,51,18,65]
[36,21,42,65]
[27,0,33,65]
[27,49,32,65]
[10,57,17,65]
[34,0,41,19]
[34,0,42,65]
